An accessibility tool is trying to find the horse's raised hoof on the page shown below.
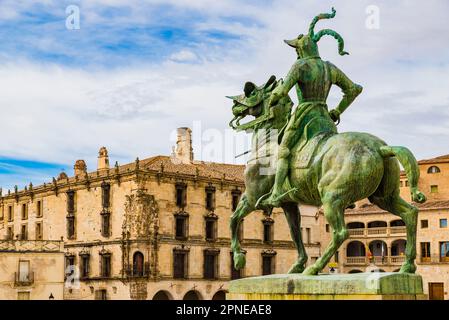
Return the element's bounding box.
[302,265,319,276]
[233,252,246,270]
[288,262,305,274]
[399,262,416,274]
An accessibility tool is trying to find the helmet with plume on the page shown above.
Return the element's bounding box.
[284,7,349,59]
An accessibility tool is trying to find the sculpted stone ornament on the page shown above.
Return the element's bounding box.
[228,8,426,276]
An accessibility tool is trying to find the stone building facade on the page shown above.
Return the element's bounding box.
[0,127,321,300]
[0,240,64,300]
[319,154,449,300]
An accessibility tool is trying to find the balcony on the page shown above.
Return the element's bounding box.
[345,256,405,266]
[390,226,406,234]
[126,263,150,278]
[14,272,34,287]
[348,226,406,238]
[367,227,387,235]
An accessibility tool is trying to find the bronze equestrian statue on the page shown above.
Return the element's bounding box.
[228,8,426,275]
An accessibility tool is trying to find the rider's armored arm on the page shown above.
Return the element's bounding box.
[269,60,303,106]
[329,62,362,117]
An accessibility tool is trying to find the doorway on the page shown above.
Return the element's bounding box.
[429,282,444,300]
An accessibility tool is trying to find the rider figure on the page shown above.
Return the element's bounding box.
[259,8,363,208]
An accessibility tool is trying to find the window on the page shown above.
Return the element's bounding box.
[132,251,145,277]
[8,205,13,222]
[173,251,187,279]
[175,214,188,240]
[428,166,441,174]
[421,242,431,262]
[101,182,111,209]
[205,217,217,241]
[7,226,14,240]
[35,222,43,240]
[65,255,75,278]
[21,203,28,220]
[36,200,43,218]
[230,253,242,280]
[405,180,409,187]
[100,253,111,277]
[203,250,219,280]
[421,220,429,228]
[335,251,339,263]
[205,186,216,211]
[263,221,274,243]
[101,212,110,237]
[262,255,274,275]
[17,292,30,300]
[20,224,28,240]
[95,289,107,300]
[431,185,439,193]
[306,228,311,244]
[440,219,447,228]
[18,260,30,283]
[67,190,76,213]
[67,216,75,239]
[231,190,241,211]
[80,254,90,279]
[325,224,330,233]
[440,242,449,262]
[175,183,187,208]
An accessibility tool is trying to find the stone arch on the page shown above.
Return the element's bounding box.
[152,290,173,300]
[183,290,202,300]
[346,241,366,257]
[391,239,406,256]
[367,221,387,228]
[348,269,363,273]
[211,290,227,300]
[427,166,441,174]
[390,219,405,227]
[347,222,365,229]
[368,240,387,256]
[133,251,145,276]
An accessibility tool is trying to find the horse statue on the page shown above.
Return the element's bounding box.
[227,73,427,275]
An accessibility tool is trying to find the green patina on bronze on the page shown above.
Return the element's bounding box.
[228,8,426,276]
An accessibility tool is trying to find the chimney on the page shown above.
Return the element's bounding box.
[97,146,110,171]
[74,160,87,177]
[173,127,194,164]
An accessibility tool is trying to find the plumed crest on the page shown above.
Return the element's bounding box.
[308,7,336,38]
[313,29,349,56]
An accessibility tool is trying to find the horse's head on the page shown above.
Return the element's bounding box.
[227,75,292,131]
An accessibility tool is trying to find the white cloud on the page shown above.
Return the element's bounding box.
[169,50,198,63]
[0,0,449,190]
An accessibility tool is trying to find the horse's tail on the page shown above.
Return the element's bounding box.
[379,146,427,203]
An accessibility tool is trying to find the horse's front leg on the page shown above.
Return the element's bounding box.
[230,194,254,270]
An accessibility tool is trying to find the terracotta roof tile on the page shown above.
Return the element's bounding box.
[346,200,449,214]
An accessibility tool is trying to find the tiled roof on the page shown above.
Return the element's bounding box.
[143,155,245,182]
[418,154,449,164]
[346,200,449,214]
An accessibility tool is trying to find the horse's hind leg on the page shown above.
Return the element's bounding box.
[369,195,418,273]
[230,194,254,270]
[303,194,348,275]
[282,202,308,273]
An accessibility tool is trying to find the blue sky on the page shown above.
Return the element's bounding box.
[0,0,448,191]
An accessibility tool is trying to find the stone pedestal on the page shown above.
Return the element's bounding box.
[227,272,427,300]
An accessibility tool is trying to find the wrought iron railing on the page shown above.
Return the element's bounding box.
[14,272,34,286]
